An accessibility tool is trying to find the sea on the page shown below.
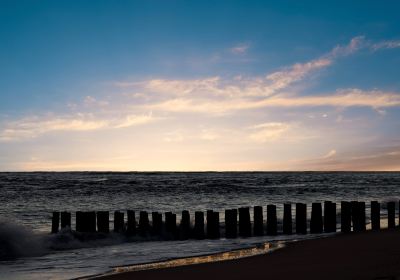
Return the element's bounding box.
[1,171,400,279]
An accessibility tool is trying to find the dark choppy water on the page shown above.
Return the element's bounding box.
[1,172,400,279]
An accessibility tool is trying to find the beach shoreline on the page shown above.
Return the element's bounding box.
[92,229,400,280]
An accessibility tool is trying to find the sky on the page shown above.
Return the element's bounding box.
[0,0,400,171]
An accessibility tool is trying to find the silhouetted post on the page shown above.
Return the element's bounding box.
[387,201,396,229]
[127,210,136,235]
[283,204,292,235]
[97,211,110,233]
[213,211,220,239]
[114,211,124,233]
[324,201,336,233]
[61,211,71,229]
[359,202,366,231]
[51,211,60,233]
[340,201,351,233]
[139,211,150,236]
[310,203,323,233]
[151,212,162,236]
[79,211,96,233]
[180,210,191,240]
[371,201,380,230]
[351,201,359,232]
[76,211,83,232]
[239,207,251,237]
[165,212,172,236]
[225,209,237,238]
[194,211,205,239]
[267,204,277,235]
[165,212,177,239]
[206,210,215,239]
[253,206,264,236]
[296,203,307,234]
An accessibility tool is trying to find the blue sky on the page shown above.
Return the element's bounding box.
[0,0,400,171]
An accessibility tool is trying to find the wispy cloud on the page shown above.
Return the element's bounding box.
[248,122,290,142]
[0,113,156,142]
[230,43,251,55]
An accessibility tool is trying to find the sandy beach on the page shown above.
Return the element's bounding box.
[95,229,400,280]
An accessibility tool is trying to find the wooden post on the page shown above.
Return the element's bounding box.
[206,210,215,239]
[253,206,264,236]
[359,202,366,231]
[239,207,251,237]
[180,210,191,240]
[87,211,96,233]
[139,211,150,236]
[371,201,380,230]
[60,211,71,229]
[51,211,60,233]
[266,204,277,235]
[351,201,359,232]
[340,201,351,233]
[165,212,177,239]
[127,210,136,235]
[151,212,162,236]
[310,203,323,234]
[387,201,396,229]
[225,209,237,238]
[296,203,307,234]
[114,211,124,233]
[324,201,336,233]
[76,211,83,232]
[283,204,292,235]
[194,211,205,239]
[213,211,220,239]
[96,211,110,233]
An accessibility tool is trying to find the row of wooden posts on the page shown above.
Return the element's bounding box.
[51,201,399,239]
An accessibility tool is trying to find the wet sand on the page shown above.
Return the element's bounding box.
[95,229,400,280]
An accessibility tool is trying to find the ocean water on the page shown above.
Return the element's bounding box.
[0,172,400,279]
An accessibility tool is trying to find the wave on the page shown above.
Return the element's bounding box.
[0,220,183,261]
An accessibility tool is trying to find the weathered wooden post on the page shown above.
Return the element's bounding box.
[283,204,292,235]
[296,203,307,234]
[351,201,359,232]
[127,210,136,235]
[114,211,125,233]
[151,212,162,236]
[88,211,97,233]
[225,209,237,238]
[324,201,336,233]
[371,201,380,230]
[194,211,205,239]
[387,201,396,229]
[165,212,177,239]
[359,202,366,231]
[341,201,351,233]
[213,211,220,239]
[61,211,71,229]
[180,210,191,240]
[267,204,277,235]
[310,203,323,234]
[139,211,150,236]
[97,211,110,233]
[76,211,83,232]
[51,211,60,233]
[239,207,251,237]
[207,210,215,239]
[253,206,264,236]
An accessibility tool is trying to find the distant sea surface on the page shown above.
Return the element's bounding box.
[1,172,400,279]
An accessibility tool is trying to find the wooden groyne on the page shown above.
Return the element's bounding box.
[50,200,399,239]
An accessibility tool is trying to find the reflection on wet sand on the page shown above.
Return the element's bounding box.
[110,242,284,274]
